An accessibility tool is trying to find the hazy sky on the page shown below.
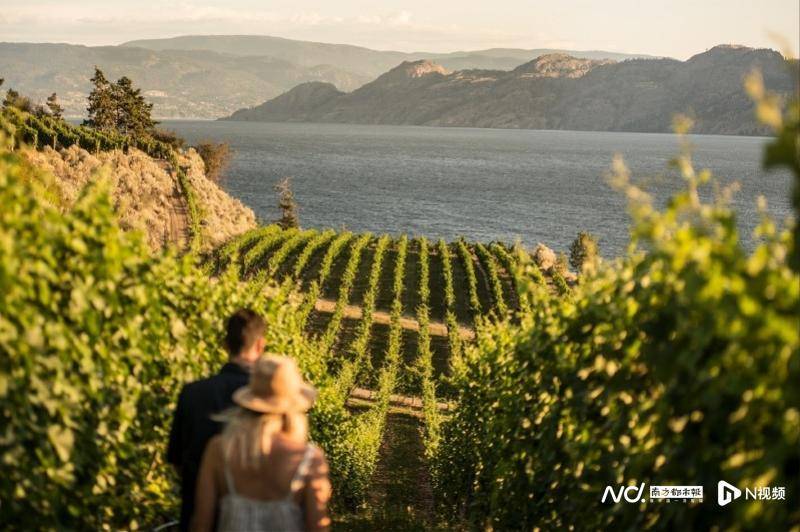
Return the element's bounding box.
[2,0,798,59]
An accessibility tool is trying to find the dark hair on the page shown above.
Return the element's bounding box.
[224,309,266,356]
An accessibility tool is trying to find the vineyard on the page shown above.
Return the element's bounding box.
[210,227,553,398]
[0,80,798,531]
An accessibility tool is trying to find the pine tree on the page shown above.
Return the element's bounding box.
[114,76,156,139]
[84,67,116,132]
[569,231,599,272]
[275,178,299,229]
[46,93,63,119]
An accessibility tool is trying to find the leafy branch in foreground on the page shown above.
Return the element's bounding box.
[433,97,800,530]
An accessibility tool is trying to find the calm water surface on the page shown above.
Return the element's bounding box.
[163,121,793,256]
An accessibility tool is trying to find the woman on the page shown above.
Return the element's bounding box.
[191,355,331,532]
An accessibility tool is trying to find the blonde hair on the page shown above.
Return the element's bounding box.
[216,407,308,469]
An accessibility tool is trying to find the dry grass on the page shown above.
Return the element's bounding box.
[22,145,256,251]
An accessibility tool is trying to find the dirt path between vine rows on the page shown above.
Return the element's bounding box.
[314,298,475,341]
[334,412,436,531]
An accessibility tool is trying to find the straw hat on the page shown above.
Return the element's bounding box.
[233,354,317,414]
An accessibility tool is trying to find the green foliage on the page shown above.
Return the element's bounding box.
[292,230,337,279]
[266,228,317,277]
[433,127,800,530]
[213,225,281,276]
[0,148,318,528]
[569,230,600,272]
[3,88,33,113]
[415,237,442,458]
[455,239,482,318]
[297,232,353,329]
[171,153,203,255]
[490,242,531,312]
[474,242,507,317]
[242,227,296,273]
[317,234,372,355]
[275,177,300,229]
[45,93,63,121]
[438,238,463,375]
[333,234,391,405]
[745,71,799,271]
[85,69,157,139]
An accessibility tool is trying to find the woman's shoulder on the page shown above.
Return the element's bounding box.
[204,434,225,462]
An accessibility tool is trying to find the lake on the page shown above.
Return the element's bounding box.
[162,121,793,256]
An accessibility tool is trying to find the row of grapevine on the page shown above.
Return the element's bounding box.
[242,228,297,273]
[3,106,173,160]
[415,238,442,457]
[317,234,372,356]
[334,236,409,504]
[266,228,317,276]
[296,232,354,329]
[438,239,464,376]
[332,235,391,405]
[474,242,508,317]
[214,225,281,275]
[455,239,482,317]
[292,229,337,279]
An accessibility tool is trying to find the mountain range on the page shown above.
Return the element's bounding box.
[223,45,799,135]
[0,35,652,119]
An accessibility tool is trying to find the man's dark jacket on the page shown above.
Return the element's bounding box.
[167,362,249,531]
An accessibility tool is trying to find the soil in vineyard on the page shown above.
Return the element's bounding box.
[427,247,447,322]
[469,248,496,315]
[375,246,400,313]
[348,239,378,307]
[322,240,359,299]
[447,245,476,325]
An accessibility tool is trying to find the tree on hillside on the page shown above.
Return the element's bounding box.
[569,231,599,272]
[85,68,157,139]
[195,141,230,182]
[46,93,63,119]
[3,88,33,113]
[84,67,116,132]
[275,178,299,229]
[113,76,157,138]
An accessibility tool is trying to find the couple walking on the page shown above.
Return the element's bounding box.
[167,309,331,532]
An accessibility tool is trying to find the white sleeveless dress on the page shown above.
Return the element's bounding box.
[216,445,315,532]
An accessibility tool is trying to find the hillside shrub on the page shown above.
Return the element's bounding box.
[194,141,231,183]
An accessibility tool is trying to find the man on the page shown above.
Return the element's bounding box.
[167,308,266,531]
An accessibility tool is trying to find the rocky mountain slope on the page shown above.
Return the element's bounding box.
[225,45,798,135]
[22,145,256,251]
[0,36,653,120]
[123,35,655,78]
